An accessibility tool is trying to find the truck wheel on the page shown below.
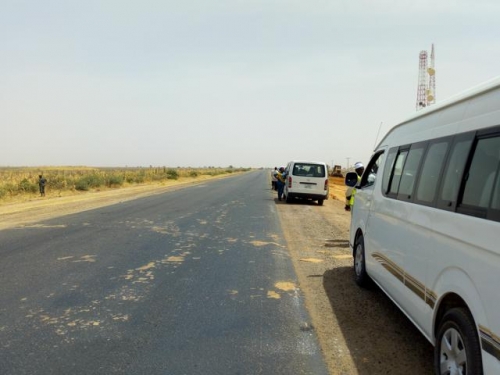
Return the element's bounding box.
[434,308,483,375]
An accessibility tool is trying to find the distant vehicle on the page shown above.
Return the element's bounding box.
[346,77,500,374]
[283,161,329,205]
[331,165,343,177]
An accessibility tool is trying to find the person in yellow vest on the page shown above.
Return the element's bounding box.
[271,167,278,190]
[276,167,286,201]
[345,162,364,211]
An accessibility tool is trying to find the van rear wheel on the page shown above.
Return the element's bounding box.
[318,199,324,206]
[434,308,483,375]
[354,234,370,287]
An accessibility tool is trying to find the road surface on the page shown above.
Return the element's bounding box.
[0,171,328,375]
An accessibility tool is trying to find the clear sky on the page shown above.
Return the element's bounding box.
[2,0,499,168]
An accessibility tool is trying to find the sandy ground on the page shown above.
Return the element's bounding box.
[0,174,434,374]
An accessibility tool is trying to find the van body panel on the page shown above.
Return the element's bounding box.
[350,76,500,374]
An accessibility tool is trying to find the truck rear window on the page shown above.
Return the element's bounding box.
[292,164,325,177]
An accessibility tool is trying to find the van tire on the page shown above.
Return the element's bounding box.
[354,234,370,287]
[318,199,324,206]
[286,194,292,203]
[434,308,483,375]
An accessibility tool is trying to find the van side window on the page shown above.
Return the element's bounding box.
[415,140,450,205]
[388,150,408,196]
[438,135,473,210]
[397,143,426,201]
[460,136,500,213]
[382,148,397,194]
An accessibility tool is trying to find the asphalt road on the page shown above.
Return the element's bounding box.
[0,171,328,375]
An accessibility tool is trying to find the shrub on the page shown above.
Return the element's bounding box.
[166,169,179,180]
[107,174,124,187]
[18,178,38,193]
[75,174,104,191]
[189,171,198,177]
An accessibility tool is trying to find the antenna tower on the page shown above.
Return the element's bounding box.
[415,44,436,111]
[427,44,436,105]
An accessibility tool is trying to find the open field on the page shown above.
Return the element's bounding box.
[0,166,250,204]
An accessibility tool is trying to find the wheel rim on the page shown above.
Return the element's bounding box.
[440,327,467,375]
[354,243,363,276]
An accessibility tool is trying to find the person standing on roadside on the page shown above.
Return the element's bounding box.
[276,167,286,201]
[271,167,278,190]
[38,174,47,197]
[345,162,364,211]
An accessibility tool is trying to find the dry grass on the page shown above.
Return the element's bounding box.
[329,176,347,201]
[0,166,250,204]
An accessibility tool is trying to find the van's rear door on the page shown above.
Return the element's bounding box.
[290,163,327,196]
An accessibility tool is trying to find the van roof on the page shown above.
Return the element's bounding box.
[288,160,327,165]
[376,75,500,150]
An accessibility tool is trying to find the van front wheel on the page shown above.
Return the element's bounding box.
[434,308,483,375]
[354,234,369,287]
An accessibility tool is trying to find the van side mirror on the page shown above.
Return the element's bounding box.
[345,172,358,187]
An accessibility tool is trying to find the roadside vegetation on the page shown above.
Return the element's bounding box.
[0,166,250,203]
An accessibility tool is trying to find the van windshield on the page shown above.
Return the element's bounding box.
[292,163,326,177]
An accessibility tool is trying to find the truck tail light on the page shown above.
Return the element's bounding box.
[324,179,329,191]
[288,176,292,188]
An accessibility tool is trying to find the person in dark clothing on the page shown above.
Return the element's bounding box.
[276,167,286,200]
[38,175,47,197]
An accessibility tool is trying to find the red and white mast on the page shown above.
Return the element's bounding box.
[416,44,436,111]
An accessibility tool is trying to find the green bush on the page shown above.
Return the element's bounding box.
[75,174,104,191]
[189,171,198,177]
[166,169,179,180]
[107,174,124,187]
[18,178,38,193]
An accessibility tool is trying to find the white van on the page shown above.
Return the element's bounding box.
[283,160,329,205]
[346,77,500,374]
